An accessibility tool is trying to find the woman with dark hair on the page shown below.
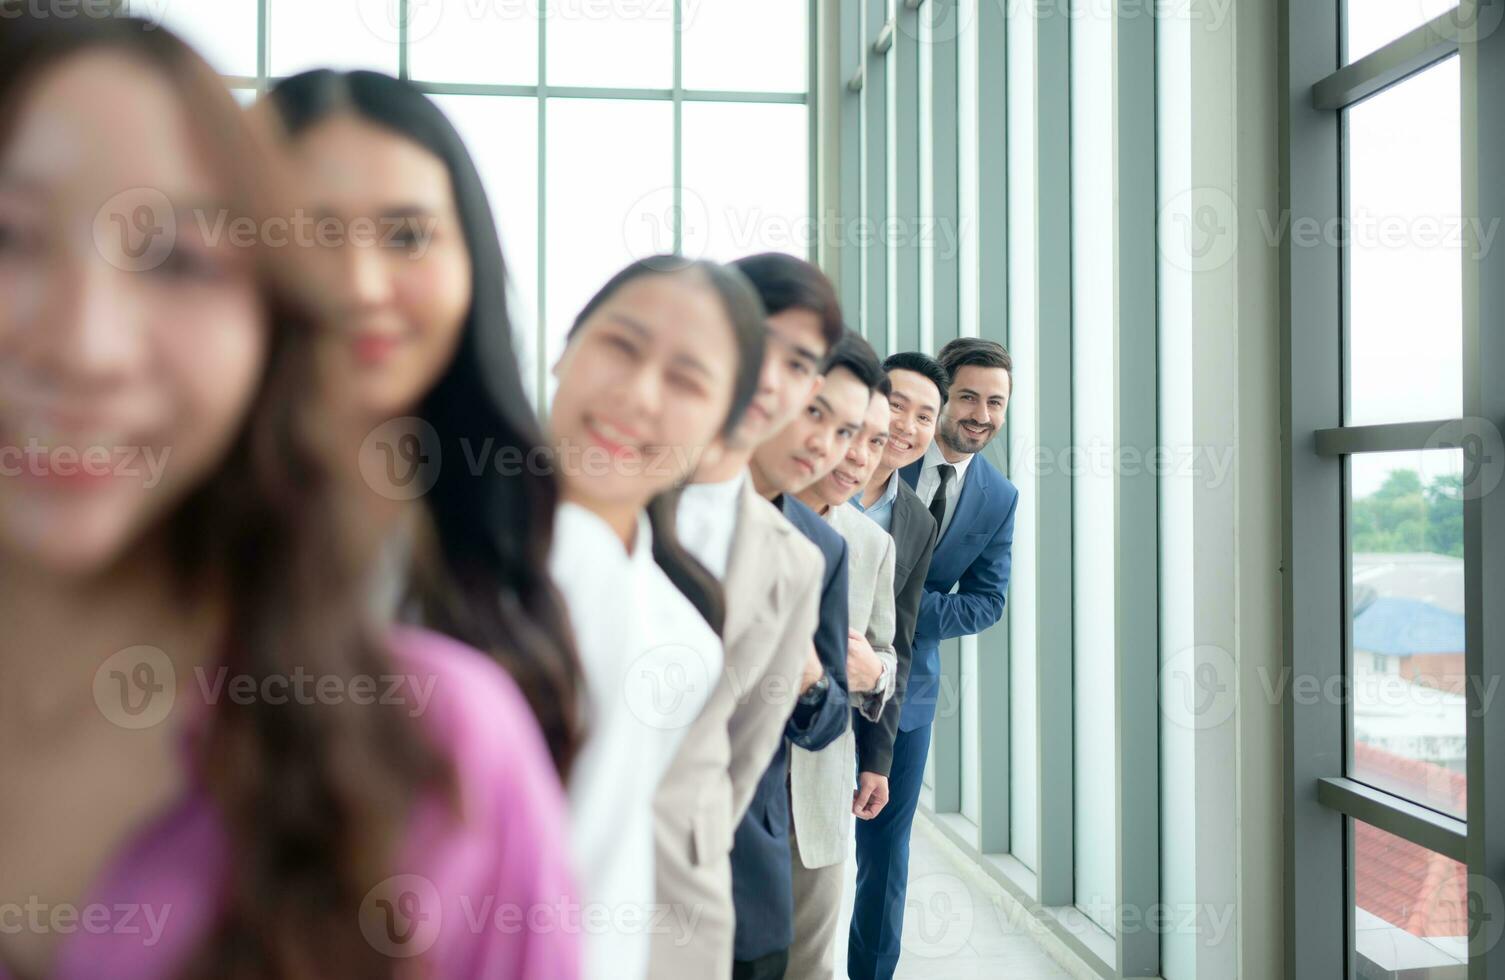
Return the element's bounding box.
[265,69,582,777]
[547,255,765,980]
[0,13,575,980]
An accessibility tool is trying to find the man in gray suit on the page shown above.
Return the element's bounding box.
[784,334,898,979]
[650,254,846,980]
[850,353,948,783]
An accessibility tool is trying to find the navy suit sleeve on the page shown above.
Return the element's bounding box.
[917,487,1016,642]
[786,538,851,751]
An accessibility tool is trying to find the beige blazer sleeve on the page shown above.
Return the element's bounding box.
[855,534,898,722]
[726,553,822,826]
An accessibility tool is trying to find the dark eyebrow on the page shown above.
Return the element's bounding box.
[891,390,939,415]
[379,205,440,222]
[604,314,714,379]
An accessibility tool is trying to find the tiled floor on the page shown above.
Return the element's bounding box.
[829,815,1079,980]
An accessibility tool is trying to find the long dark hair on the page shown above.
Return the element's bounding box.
[268,70,582,777]
[565,256,767,634]
[0,13,438,979]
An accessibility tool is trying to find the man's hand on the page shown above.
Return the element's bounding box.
[853,772,889,819]
[799,642,824,695]
[846,629,883,694]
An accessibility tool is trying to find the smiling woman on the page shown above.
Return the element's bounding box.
[0,13,578,980]
[545,254,766,980]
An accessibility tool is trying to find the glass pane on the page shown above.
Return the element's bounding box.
[1070,0,1116,934]
[544,98,673,401]
[681,0,806,93]
[1353,820,1469,974]
[1349,449,1466,818]
[431,96,540,407]
[269,0,399,77]
[408,0,537,86]
[545,2,671,89]
[1346,0,1459,63]
[679,102,807,262]
[1005,0,1038,873]
[156,0,259,77]
[1345,56,1462,426]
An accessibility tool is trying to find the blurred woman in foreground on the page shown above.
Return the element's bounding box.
[0,13,575,979]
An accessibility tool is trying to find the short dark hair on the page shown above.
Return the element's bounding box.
[936,337,1013,385]
[731,253,844,351]
[882,351,950,406]
[821,330,886,393]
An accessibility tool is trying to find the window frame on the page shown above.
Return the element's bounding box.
[138,0,818,408]
[1282,0,1505,975]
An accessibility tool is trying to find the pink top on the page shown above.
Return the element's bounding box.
[3,627,579,980]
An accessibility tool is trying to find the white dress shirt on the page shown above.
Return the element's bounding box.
[914,440,975,540]
[549,502,726,980]
[675,471,747,580]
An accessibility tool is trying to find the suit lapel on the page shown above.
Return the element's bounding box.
[899,460,922,490]
[722,481,782,647]
[937,455,990,551]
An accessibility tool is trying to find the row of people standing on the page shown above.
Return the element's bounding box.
[0,9,1016,980]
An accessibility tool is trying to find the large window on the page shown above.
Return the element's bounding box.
[1285,1,1505,975]
[145,0,813,405]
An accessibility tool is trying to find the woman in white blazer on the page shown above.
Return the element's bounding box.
[547,256,768,980]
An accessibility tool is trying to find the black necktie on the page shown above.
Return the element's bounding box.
[929,463,955,533]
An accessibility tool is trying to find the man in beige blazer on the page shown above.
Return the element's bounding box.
[786,343,899,979]
[650,253,845,980]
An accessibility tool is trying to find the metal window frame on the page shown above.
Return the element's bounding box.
[1283,0,1505,976]
[1112,0,1160,974]
[1032,0,1075,912]
[924,0,964,819]
[204,0,817,408]
[862,0,890,353]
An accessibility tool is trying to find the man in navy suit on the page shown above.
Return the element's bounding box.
[848,338,1018,980]
[729,332,879,980]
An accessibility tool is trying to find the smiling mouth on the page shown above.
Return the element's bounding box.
[890,437,912,452]
[831,469,860,490]
[793,457,815,475]
[585,416,644,458]
[961,423,991,436]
